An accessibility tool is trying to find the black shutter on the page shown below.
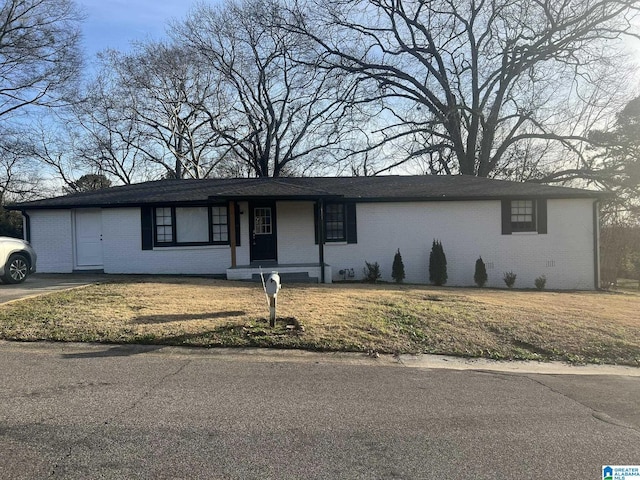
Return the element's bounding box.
[234,202,241,246]
[345,202,357,244]
[537,199,547,234]
[314,202,319,245]
[501,200,512,235]
[141,206,153,250]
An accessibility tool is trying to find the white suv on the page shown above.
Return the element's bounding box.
[0,237,37,284]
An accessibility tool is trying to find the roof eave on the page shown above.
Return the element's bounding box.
[6,184,604,211]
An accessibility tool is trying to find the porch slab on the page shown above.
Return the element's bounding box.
[226,263,332,284]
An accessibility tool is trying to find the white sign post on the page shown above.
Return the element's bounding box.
[263,271,281,327]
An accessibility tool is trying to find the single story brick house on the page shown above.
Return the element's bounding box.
[9,175,602,289]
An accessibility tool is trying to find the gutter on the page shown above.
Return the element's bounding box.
[7,191,603,211]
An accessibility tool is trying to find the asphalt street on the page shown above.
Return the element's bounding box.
[0,342,638,479]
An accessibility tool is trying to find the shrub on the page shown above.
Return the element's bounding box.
[474,257,488,287]
[429,239,447,286]
[535,275,547,290]
[363,261,381,283]
[503,271,517,288]
[391,249,405,283]
[0,207,22,237]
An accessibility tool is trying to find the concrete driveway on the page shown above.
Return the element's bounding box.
[0,273,106,304]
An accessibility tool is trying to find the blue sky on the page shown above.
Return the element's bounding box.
[78,0,200,59]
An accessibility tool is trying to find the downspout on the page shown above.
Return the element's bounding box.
[593,199,601,290]
[22,211,31,243]
[318,199,325,283]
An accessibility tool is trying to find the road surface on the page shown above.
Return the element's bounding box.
[0,342,638,479]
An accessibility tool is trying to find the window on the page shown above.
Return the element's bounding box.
[176,207,209,243]
[153,205,229,246]
[315,202,357,244]
[155,207,173,243]
[254,207,272,234]
[501,199,547,235]
[325,203,345,241]
[510,200,536,232]
[211,206,228,242]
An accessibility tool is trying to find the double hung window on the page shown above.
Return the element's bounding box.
[325,203,346,241]
[510,200,536,232]
[501,199,547,235]
[315,202,357,244]
[154,205,228,246]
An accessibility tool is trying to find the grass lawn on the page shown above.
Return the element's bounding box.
[0,277,639,366]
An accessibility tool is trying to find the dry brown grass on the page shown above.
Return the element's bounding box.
[0,277,639,365]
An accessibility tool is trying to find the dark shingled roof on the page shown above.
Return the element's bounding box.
[8,175,602,210]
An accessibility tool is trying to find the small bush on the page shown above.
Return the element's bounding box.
[429,239,447,286]
[363,261,381,283]
[392,249,405,283]
[535,275,547,290]
[503,271,517,288]
[474,257,488,287]
[0,207,22,237]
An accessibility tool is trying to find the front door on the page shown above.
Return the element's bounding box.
[249,201,277,262]
[75,209,104,268]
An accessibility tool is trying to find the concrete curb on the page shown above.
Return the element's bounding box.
[2,340,639,376]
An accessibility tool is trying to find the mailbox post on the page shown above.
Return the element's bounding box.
[265,272,281,327]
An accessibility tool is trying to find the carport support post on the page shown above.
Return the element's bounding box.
[318,199,325,284]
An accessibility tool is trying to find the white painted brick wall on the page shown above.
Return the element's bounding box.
[276,202,317,264]
[27,198,597,289]
[235,201,250,266]
[325,199,596,289]
[101,208,232,274]
[28,210,74,273]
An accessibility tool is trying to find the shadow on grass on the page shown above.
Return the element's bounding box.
[147,317,306,348]
[55,318,307,359]
[132,311,247,324]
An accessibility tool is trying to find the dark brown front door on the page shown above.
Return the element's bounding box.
[249,201,277,262]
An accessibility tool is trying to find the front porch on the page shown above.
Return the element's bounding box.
[226,263,332,284]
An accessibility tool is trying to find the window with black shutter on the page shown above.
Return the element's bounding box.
[501,199,547,234]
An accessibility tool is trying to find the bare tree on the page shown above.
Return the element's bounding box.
[18,110,146,195]
[103,43,223,179]
[540,96,640,215]
[0,136,39,237]
[63,173,111,194]
[0,0,83,120]
[176,0,366,177]
[0,0,82,202]
[51,43,221,184]
[70,66,156,184]
[0,134,44,203]
[289,0,640,177]
[536,96,640,286]
[23,117,87,192]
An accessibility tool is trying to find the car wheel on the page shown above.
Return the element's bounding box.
[2,254,29,284]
